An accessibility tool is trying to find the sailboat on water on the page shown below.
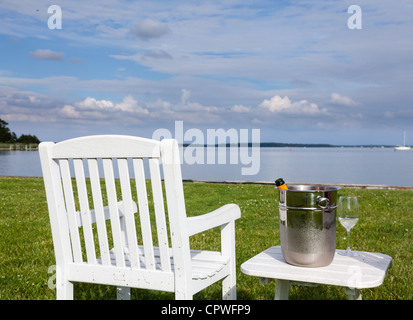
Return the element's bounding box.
[394,131,411,151]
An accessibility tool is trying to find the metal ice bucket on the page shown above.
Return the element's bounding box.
[278,185,340,267]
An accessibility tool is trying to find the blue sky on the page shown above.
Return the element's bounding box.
[1,0,413,145]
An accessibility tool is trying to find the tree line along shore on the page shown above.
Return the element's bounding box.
[0,118,40,147]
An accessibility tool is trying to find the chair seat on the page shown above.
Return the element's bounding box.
[100,246,230,280]
[190,250,230,280]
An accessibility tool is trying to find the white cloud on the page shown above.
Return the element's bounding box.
[60,105,80,118]
[116,95,149,114]
[63,95,149,118]
[329,93,359,107]
[55,90,190,120]
[231,104,249,113]
[130,19,171,40]
[29,49,64,61]
[75,97,114,110]
[259,96,291,113]
[54,89,226,125]
[1,85,332,129]
[142,49,173,60]
[259,95,323,115]
[1,113,45,122]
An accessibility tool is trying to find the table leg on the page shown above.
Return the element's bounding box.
[259,278,272,285]
[344,287,362,300]
[117,286,131,300]
[274,280,290,300]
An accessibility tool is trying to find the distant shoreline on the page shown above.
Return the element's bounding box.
[0,142,404,149]
[182,142,402,148]
[0,143,39,151]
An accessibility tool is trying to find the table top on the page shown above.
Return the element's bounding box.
[241,246,392,289]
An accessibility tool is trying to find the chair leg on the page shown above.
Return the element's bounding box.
[117,286,131,300]
[221,220,237,300]
[175,291,193,300]
[56,277,73,300]
[222,273,236,300]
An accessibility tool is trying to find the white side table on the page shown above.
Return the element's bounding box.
[241,246,392,300]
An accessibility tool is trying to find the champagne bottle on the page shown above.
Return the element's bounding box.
[275,178,288,190]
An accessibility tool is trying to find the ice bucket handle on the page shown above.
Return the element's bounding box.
[316,196,330,210]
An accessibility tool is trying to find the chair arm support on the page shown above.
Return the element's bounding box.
[187,204,241,236]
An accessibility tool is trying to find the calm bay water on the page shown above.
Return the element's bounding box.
[1,147,413,186]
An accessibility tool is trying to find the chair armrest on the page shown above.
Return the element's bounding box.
[187,204,241,236]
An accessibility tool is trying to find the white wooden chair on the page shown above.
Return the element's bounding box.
[39,135,241,300]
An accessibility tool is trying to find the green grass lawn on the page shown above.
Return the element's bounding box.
[1,177,412,300]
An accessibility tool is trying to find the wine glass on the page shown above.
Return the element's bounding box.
[337,196,359,256]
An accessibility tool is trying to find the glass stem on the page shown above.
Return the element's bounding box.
[346,230,351,253]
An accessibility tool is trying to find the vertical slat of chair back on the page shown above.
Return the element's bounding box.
[102,158,127,268]
[118,158,140,269]
[73,158,97,264]
[148,158,171,272]
[59,159,83,263]
[133,158,156,269]
[87,158,111,266]
[40,135,182,275]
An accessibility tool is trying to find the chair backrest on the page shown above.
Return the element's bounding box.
[39,135,190,274]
